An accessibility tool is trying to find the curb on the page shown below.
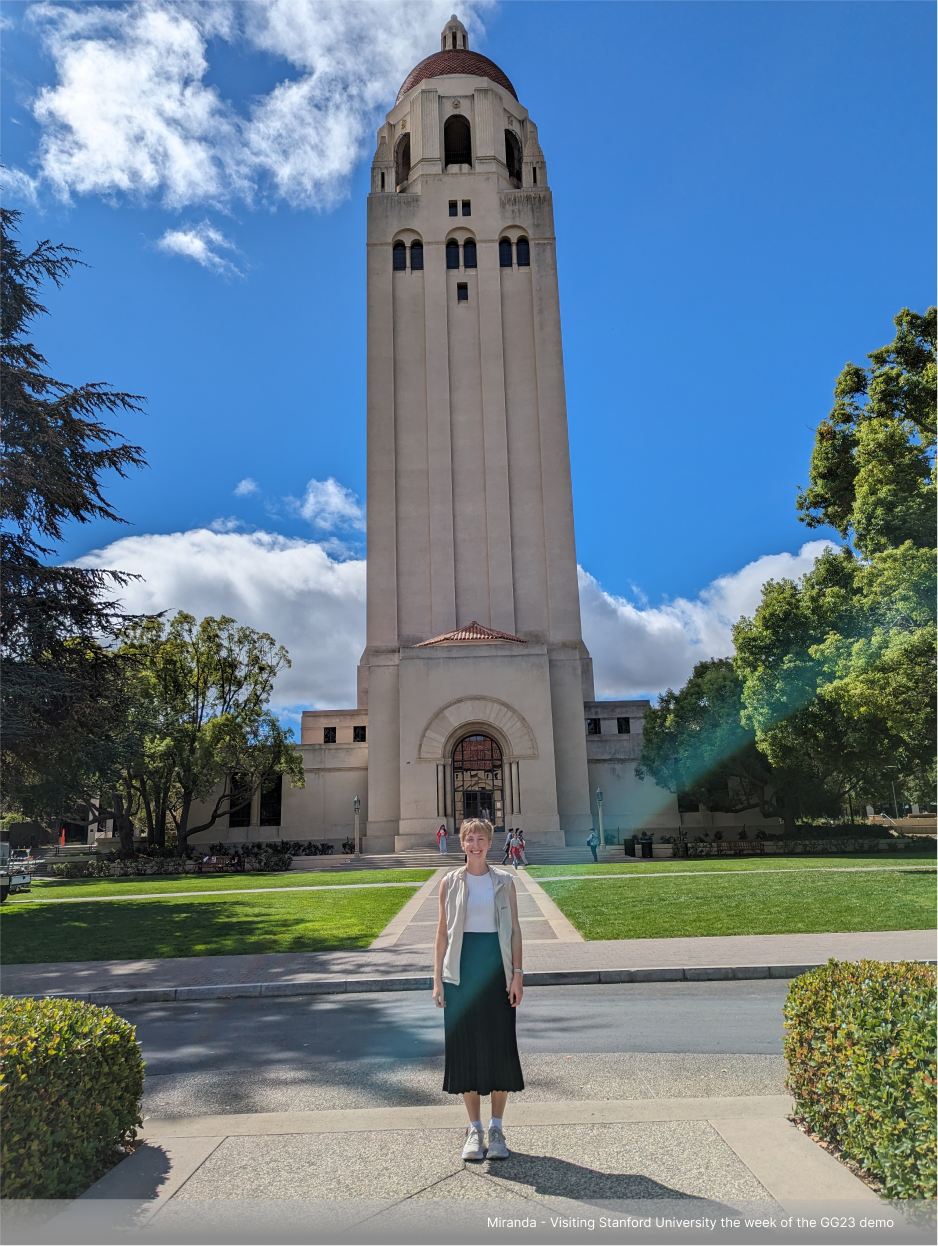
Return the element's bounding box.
[12,959,935,1006]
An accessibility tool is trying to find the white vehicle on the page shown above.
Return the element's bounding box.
[0,843,32,902]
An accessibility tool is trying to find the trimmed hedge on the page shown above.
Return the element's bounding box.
[784,959,937,1199]
[0,997,144,1199]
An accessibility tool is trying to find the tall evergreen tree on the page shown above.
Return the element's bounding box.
[1,207,147,824]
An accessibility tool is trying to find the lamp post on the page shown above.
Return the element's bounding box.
[353,795,361,856]
[596,788,604,848]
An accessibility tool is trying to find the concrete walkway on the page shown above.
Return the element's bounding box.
[18,1092,907,1245]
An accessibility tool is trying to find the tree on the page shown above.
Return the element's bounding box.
[796,307,935,556]
[637,658,843,835]
[736,308,936,811]
[1,207,147,826]
[110,613,305,853]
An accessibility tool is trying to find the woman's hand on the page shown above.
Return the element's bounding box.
[509,977,523,1008]
[433,978,446,1008]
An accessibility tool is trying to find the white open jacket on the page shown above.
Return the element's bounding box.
[441,864,517,990]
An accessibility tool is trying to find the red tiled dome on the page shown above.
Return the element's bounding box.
[396,50,517,105]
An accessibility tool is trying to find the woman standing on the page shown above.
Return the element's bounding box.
[433,818,524,1162]
[436,824,448,855]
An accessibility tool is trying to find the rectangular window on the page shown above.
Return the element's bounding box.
[463,240,477,268]
[448,200,458,217]
[461,200,471,216]
[457,283,468,302]
[259,774,282,827]
[353,725,367,743]
[617,717,631,734]
[228,774,252,827]
[586,718,602,736]
[323,726,337,743]
[380,172,385,190]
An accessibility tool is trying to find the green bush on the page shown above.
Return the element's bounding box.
[784,959,937,1199]
[0,997,144,1198]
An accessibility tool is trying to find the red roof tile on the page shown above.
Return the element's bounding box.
[415,620,528,647]
[397,50,517,105]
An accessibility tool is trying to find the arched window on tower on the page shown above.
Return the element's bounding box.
[516,237,530,267]
[392,242,407,271]
[505,130,522,187]
[394,134,411,189]
[444,115,472,168]
[410,241,423,271]
[499,238,513,268]
[463,239,477,269]
[446,240,460,270]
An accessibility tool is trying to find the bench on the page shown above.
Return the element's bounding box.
[198,855,241,873]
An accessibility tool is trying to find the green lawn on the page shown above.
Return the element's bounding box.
[528,851,936,880]
[540,867,936,940]
[11,867,434,902]
[0,885,419,965]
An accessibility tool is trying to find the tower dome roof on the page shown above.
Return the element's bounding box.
[397,15,517,105]
[396,50,516,105]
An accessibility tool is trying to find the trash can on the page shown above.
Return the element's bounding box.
[623,840,635,857]
[638,837,653,859]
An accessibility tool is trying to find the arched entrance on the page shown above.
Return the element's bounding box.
[452,734,503,828]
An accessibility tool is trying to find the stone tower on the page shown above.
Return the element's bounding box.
[360,16,594,850]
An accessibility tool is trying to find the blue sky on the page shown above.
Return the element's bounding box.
[2,0,934,713]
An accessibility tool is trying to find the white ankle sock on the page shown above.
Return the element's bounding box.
[489,1117,503,1131]
[470,1120,483,1131]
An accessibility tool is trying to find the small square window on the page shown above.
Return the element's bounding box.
[353,725,367,743]
[461,200,471,216]
[448,201,458,217]
[457,283,468,302]
[323,727,337,743]
[586,718,601,736]
[617,717,631,734]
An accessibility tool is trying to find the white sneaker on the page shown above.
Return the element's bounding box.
[461,1125,487,1161]
[486,1125,509,1160]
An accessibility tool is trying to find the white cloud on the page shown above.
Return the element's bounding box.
[156,222,242,275]
[71,528,365,711]
[291,477,365,531]
[71,528,836,718]
[20,0,491,211]
[233,477,259,497]
[580,540,837,701]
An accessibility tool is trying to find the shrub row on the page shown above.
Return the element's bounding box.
[0,997,144,1199]
[51,851,292,879]
[784,959,937,1199]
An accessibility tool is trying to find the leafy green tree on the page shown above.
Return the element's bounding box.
[0,207,146,826]
[637,659,842,835]
[796,307,935,556]
[111,613,305,853]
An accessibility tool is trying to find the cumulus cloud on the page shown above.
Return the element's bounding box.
[71,528,365,711]
[291,477,365,531]
[580,540,836,701]
[233,477,259,497]
[19,0,491,210]
[71,521,833,721]
[156,221,242,275]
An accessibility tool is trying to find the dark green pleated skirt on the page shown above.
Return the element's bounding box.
[442,932,524,1095]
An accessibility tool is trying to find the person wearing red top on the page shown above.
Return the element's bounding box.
[436,824,448,854]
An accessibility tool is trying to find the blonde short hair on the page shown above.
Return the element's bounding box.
[459,818,494,846]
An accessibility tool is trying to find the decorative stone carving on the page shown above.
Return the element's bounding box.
[417,697,538,761]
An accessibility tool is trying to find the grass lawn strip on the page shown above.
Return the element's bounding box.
[527,852,935,880]
[528,865,934,884]
[539,869,935,941]
[16,867,434,902]
[9,879,429,905]
[0,886,418,965]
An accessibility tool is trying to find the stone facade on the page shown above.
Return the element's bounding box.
[194,19,784,852]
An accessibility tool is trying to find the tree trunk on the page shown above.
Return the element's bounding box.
[176,791,193,856]
[112,792,136,857]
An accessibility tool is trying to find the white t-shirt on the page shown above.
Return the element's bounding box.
[463,870,497,932]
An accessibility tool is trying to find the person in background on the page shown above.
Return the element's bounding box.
[502,827,513,865]
[437,824,448,855]
[509,829,523,870]
[433,818,524,1162]
[586,828,599,862]
[516,830,528,866]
